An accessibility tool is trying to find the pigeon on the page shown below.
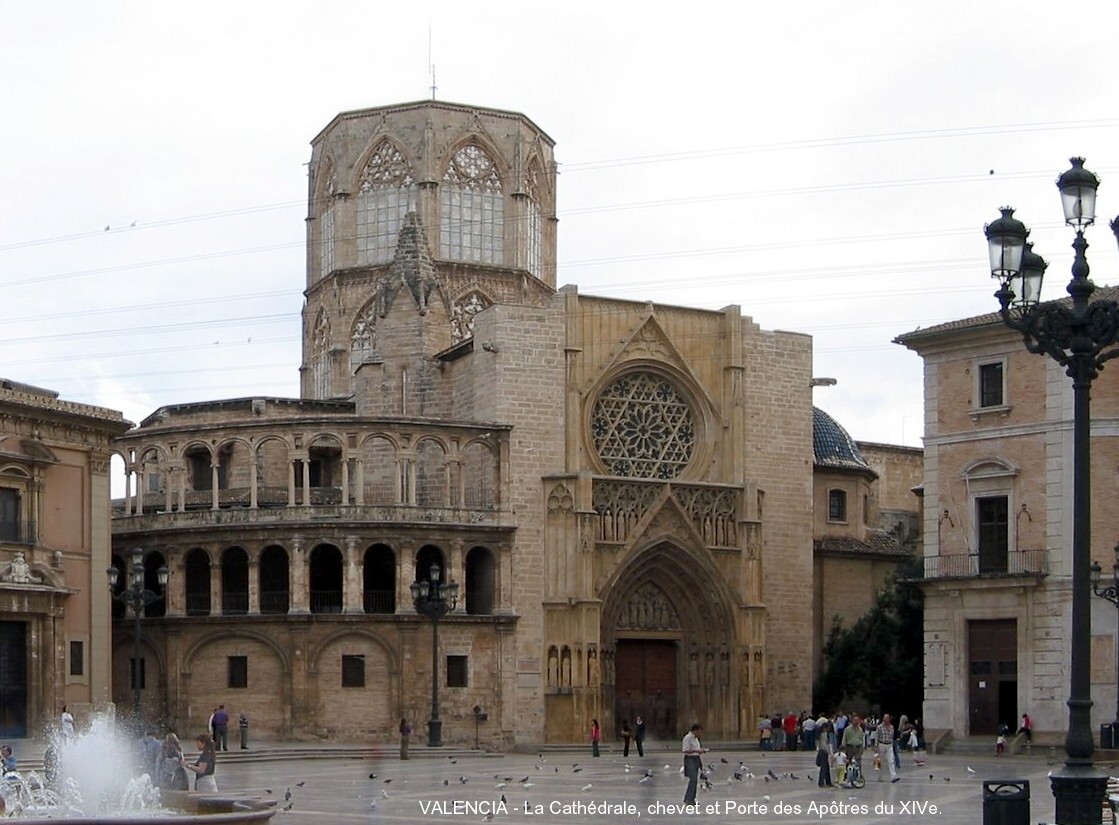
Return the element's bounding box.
[380,790,389,799]
[369,773,377,779]
[500,794,507,804]
[284,789,292,801]
[295,781,305,787]
[790,773,800,780]
[444,779,449,786]
[720,757,729,764]
[643,769,655,778]
[581,783,593,791]
[639,775,652,784]
[521,781,534,788]
[383,779,393,784]
[573,768,582,773]
[495,783,506,789]
[762,794,771,802]
[368,801,377,810]
[767,769,780,781]
[519,777,529,783]
[281,803,293,812]
[929,774,934,781]
[459,776,468,784]
[967,766,976,774]
[482,815,494,822]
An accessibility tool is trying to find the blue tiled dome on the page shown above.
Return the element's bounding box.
[813,407,875,475]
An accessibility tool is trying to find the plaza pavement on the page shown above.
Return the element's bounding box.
[8,736,1114,823]
[196,743,1104,824]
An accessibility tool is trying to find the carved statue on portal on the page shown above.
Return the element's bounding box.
[688,652,699,686]
[560,646,572,687]
[704,651,715,687]
[587,646,599,686]
[547,646,559,687]
[617,581,682,631]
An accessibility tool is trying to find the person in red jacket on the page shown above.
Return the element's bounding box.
[783,711,799,751]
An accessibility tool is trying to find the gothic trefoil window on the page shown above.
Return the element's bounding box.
[591,371,696,479]
[524,158,543,277]
[351,301,378,365]
[441,143,504,265]
[357,141,415,265]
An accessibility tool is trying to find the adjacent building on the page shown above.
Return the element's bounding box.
[897,292,1119,742]
[0,378,130,738]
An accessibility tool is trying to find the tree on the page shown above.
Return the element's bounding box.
[813,571,924,716]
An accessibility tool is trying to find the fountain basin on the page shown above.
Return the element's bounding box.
[12,794,277,825]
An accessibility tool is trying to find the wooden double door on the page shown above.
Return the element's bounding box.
[614,639,678,739]
[968,618,1017,735]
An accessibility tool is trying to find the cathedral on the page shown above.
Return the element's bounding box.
[107,100,820,746]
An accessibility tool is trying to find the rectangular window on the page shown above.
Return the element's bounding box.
[979,362,1005,408]
[228,655,248,689]
[342,655,365,688]
[977,495,1009,573]
[69,641,84,677]
[129,657,146,690]
[0,488,19,542]
[446,655,468,688]
[827,489,847,522]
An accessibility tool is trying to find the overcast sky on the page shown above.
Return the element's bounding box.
[5,1,1119,449]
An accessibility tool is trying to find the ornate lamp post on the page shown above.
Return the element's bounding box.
[1090,546,1119,747]
[410,562,458,747]
[985,157,1119,824]
[107,547,168,719]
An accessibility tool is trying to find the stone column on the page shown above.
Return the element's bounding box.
[248,554,260,615]
[290,536,308,614]
[343,536,361,613]
[249,460,258,509]
[211,462,220,510]
[210,556,222,616]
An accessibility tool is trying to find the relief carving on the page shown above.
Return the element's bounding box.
[616,581,681,631]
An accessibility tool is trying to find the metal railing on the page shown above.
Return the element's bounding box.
[922,548,1048,579]
[310,590,343,614]
[222,592,249,615]
[363,590,394,614]
[260,590,290,614]
[0,520,37,544]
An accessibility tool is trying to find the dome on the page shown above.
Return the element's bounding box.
[812,407,875,476]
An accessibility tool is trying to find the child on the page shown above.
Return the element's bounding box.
[996,733,1006,755]
[835,750,848,785]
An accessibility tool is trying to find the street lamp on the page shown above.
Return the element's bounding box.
[107,547,168,720]
[985,157,1119,824]
[410,562,458,747]
[1090,546,1119,748]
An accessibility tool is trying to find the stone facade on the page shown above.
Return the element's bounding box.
[0,379,130,738]
[108,101,818,746]
[897,295,1119,743]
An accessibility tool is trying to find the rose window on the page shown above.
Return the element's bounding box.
[591,372,696,479]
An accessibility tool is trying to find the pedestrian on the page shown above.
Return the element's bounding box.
[620,720,632,757]
[841,714,865,775]
[816,722,834,787]
[399,717,412,760]
[211,705,230,752]
[1,744,16,776]
[160,733,189,790]
[911,718,927,766]
[681,724,707,806]
[185,734,218,792]
[238,713,249,750]
[1018,713,1032,742]
[996,733,1007,755]
[634,716,646,757]
[60,705,76,740]
[758,716,773,751]
[875,714,899,783]
[140,729,162,779]
[590,719,601,757]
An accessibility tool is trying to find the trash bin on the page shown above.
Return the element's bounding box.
[1102,723,1115,750]
[982,780,1030,825]
[239,713,249,750]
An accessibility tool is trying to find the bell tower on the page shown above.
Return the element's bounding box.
[299,101,558,404]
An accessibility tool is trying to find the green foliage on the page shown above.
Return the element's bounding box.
[812,572,924,717]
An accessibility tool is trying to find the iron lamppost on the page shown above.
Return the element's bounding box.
[107,547,168,719]
[411,562,458,747]
[985,157,1119,824]
[1090,546,1119,749]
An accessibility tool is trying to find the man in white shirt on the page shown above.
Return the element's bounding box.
[875,714,899,782]
[681,724,707,805]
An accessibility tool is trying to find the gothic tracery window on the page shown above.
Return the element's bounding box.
[591,372,696,479]
[524,158,543,277]
[318,158,336,279]
[350,300,378,365]
[310,310,331,398]
[441,143,504,265]
[357,141,414,265]
[450,291,491,344]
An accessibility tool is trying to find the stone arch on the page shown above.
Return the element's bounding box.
[599,538,738,740]
[360,433,399,505]
[439,138,507,266]
[413,436,448,508]
[254,436,290,507]
[464,545,496,615]
[460,438,498,508]
[213,436,254,493]
[307,628,398,738]
[184,547,212,616]
[352,136,416,267]
[309,543,344,613]
[363,543,395,614]
[221,546,249,615]
[259,544,290,614]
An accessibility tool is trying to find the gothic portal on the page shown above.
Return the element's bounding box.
[109,100,815,746]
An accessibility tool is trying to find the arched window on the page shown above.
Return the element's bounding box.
[310,310,331,399]
[309,544,344,614]
[441,143,503,264]
[356,140,414,265]
[143,551,167,618]
[221,546,249,615]
[414,545,446,586]
[524,158,543,277]
[184,548,211,616]
[450,292,491,345]
[259,545,290,614]
[109,554,127,619]
[414,439,447,508]
[827,489,847,522]
[465,546,495,615]
[363,544,396,614]
[317,157,337,279]
[351,299,379,368]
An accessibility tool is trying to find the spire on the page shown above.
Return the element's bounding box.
[391,211,439,315]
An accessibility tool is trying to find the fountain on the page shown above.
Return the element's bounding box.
[0,717,275,824]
